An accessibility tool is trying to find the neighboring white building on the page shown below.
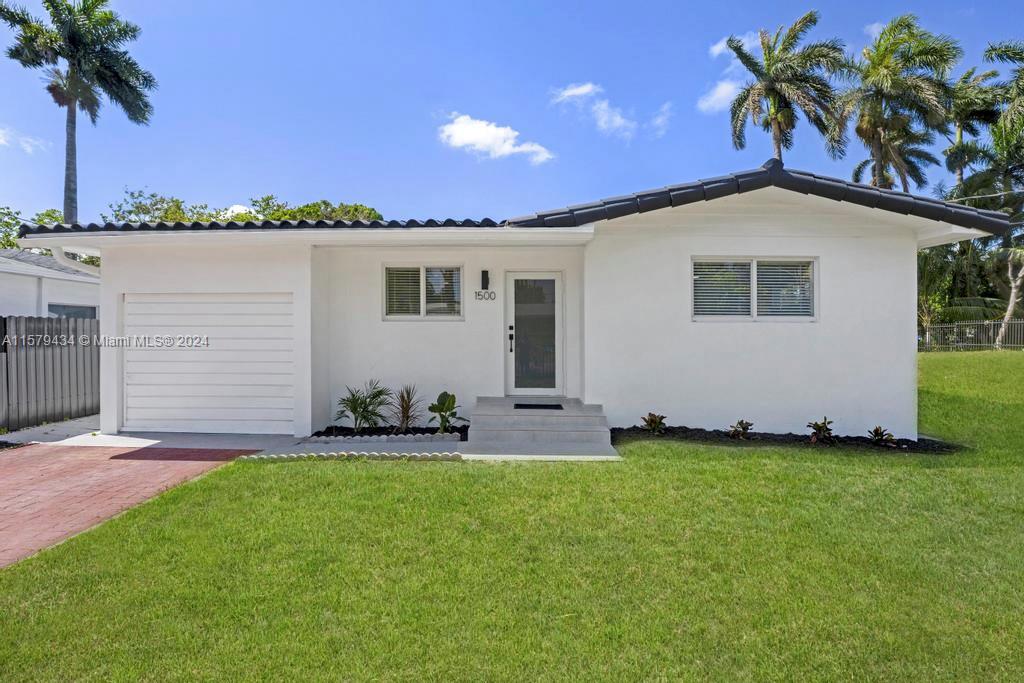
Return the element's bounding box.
[0,249,99,318]
[18,160,1010,442]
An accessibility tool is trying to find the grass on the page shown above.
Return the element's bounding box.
[2,352,1024,681]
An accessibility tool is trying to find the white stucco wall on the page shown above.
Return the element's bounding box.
[583,189,919,437]
[323,245,584,429]
[98,244,313,436]
[0,271,98,316]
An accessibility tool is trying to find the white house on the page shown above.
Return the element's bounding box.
[17,160,1009,451]
[0,249,99,318]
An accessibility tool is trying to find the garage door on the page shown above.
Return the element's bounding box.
[123,292,294,434]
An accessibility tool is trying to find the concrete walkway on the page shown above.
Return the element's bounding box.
[0,443,255,568]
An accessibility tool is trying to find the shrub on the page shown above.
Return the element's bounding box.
[641,413,667,434]
[807,416,835,445]
[868,425,896,446]
[729,419,753,439]
[336,380,392,432]
[428,391,468,434]
[390,384,423,433]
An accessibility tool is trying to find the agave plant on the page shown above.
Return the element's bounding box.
[641,412,667,435]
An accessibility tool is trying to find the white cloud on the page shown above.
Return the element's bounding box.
[697,80,741,114]
[864,22,884,39]
[591,99,637,140]
[438,113,554,165]
[551,82,638,141]
[0,125,50,155]
[551,82,602,103]
[698,31,759,115]
[648,102,673,138]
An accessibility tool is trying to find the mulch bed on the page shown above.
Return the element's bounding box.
[312,425,471,442]
[611,425,959,453]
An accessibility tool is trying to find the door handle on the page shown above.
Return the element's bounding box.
[508,325,514,352]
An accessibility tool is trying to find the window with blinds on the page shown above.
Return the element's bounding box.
[693,262,752,316]
[756,261,814,316]
[384,266,462,319]
[385,267,421,316]
[693,259,815,319]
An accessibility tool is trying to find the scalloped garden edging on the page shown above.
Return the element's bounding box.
[240,450,462,462]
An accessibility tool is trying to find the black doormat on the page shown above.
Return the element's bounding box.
[514,403,563,410]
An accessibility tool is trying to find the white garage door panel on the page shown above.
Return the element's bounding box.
[122,292,295,434]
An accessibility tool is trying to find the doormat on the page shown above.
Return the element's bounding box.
[514,403,563,410]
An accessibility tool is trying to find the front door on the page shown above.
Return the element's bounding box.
[505,272,563,396]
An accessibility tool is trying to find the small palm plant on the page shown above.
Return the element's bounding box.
[336,380,392,432]
[729,419,754,439]
[727,10,846,161]
[389,384,423,434]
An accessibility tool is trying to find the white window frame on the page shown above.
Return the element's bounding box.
[691,256,818,323]
[382,263,465,321]
[47,302,99,319]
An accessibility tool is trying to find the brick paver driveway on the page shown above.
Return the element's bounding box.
[0,444,254,567]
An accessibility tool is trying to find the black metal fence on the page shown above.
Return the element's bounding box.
[919,319,1024,352]
[0,316,100,432]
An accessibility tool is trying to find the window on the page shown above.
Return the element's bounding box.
[692,259,815,320]
[48,304,97,319]
[384,266,462,319]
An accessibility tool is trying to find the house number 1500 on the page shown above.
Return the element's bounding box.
[474,290,496,301]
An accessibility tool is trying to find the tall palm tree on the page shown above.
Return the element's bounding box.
[727,10,846,162]
[944,68,1002,186]
[986,41,1024,130]
[958,120,1024,247]
[0,1,156,224]
[852,125,939,192]
[839,15,961,189]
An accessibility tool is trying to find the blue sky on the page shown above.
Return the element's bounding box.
[0,0,1015,222]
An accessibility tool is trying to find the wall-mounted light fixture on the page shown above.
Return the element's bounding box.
[481,270,490,290]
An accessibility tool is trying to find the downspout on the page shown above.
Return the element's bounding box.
[51,246,100,277]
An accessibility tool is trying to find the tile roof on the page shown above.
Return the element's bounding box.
[17,160,1011,238]
[0,248,98,278]
[504,159,1011,236]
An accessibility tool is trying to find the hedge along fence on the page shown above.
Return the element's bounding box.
[920,319,1024,351]
[0,316,100,432]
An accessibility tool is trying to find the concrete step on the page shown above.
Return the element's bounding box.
[467,427,611,445]
[470,413,609,430]
[472,396,605,416]
[461,441,620,460]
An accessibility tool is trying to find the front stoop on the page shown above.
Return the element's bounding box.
[462,397,620,461]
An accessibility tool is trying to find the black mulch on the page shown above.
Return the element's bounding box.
[611,425,959,453]
[312,425,471,442]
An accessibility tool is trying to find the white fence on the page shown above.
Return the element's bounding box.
[920,319,1024,351]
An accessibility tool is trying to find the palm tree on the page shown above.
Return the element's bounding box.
[986,41,1024,130]
[958,120,1024,247]
[944,68,1002,186]
[991,248,1024,349]
[0,1,156,224]
[852,125,939,192]
[727,10,846,162]
[839,15,961,189]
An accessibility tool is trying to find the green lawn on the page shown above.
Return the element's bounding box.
[2,353,1023,681]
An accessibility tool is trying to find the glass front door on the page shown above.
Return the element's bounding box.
[507,272,562,395]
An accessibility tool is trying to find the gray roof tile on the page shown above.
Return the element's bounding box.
[18,159,1010,239]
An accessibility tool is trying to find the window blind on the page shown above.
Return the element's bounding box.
[693,262,752,316]
[756,262,814,316]
[425,267,461,316]
[385,267,421,316]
